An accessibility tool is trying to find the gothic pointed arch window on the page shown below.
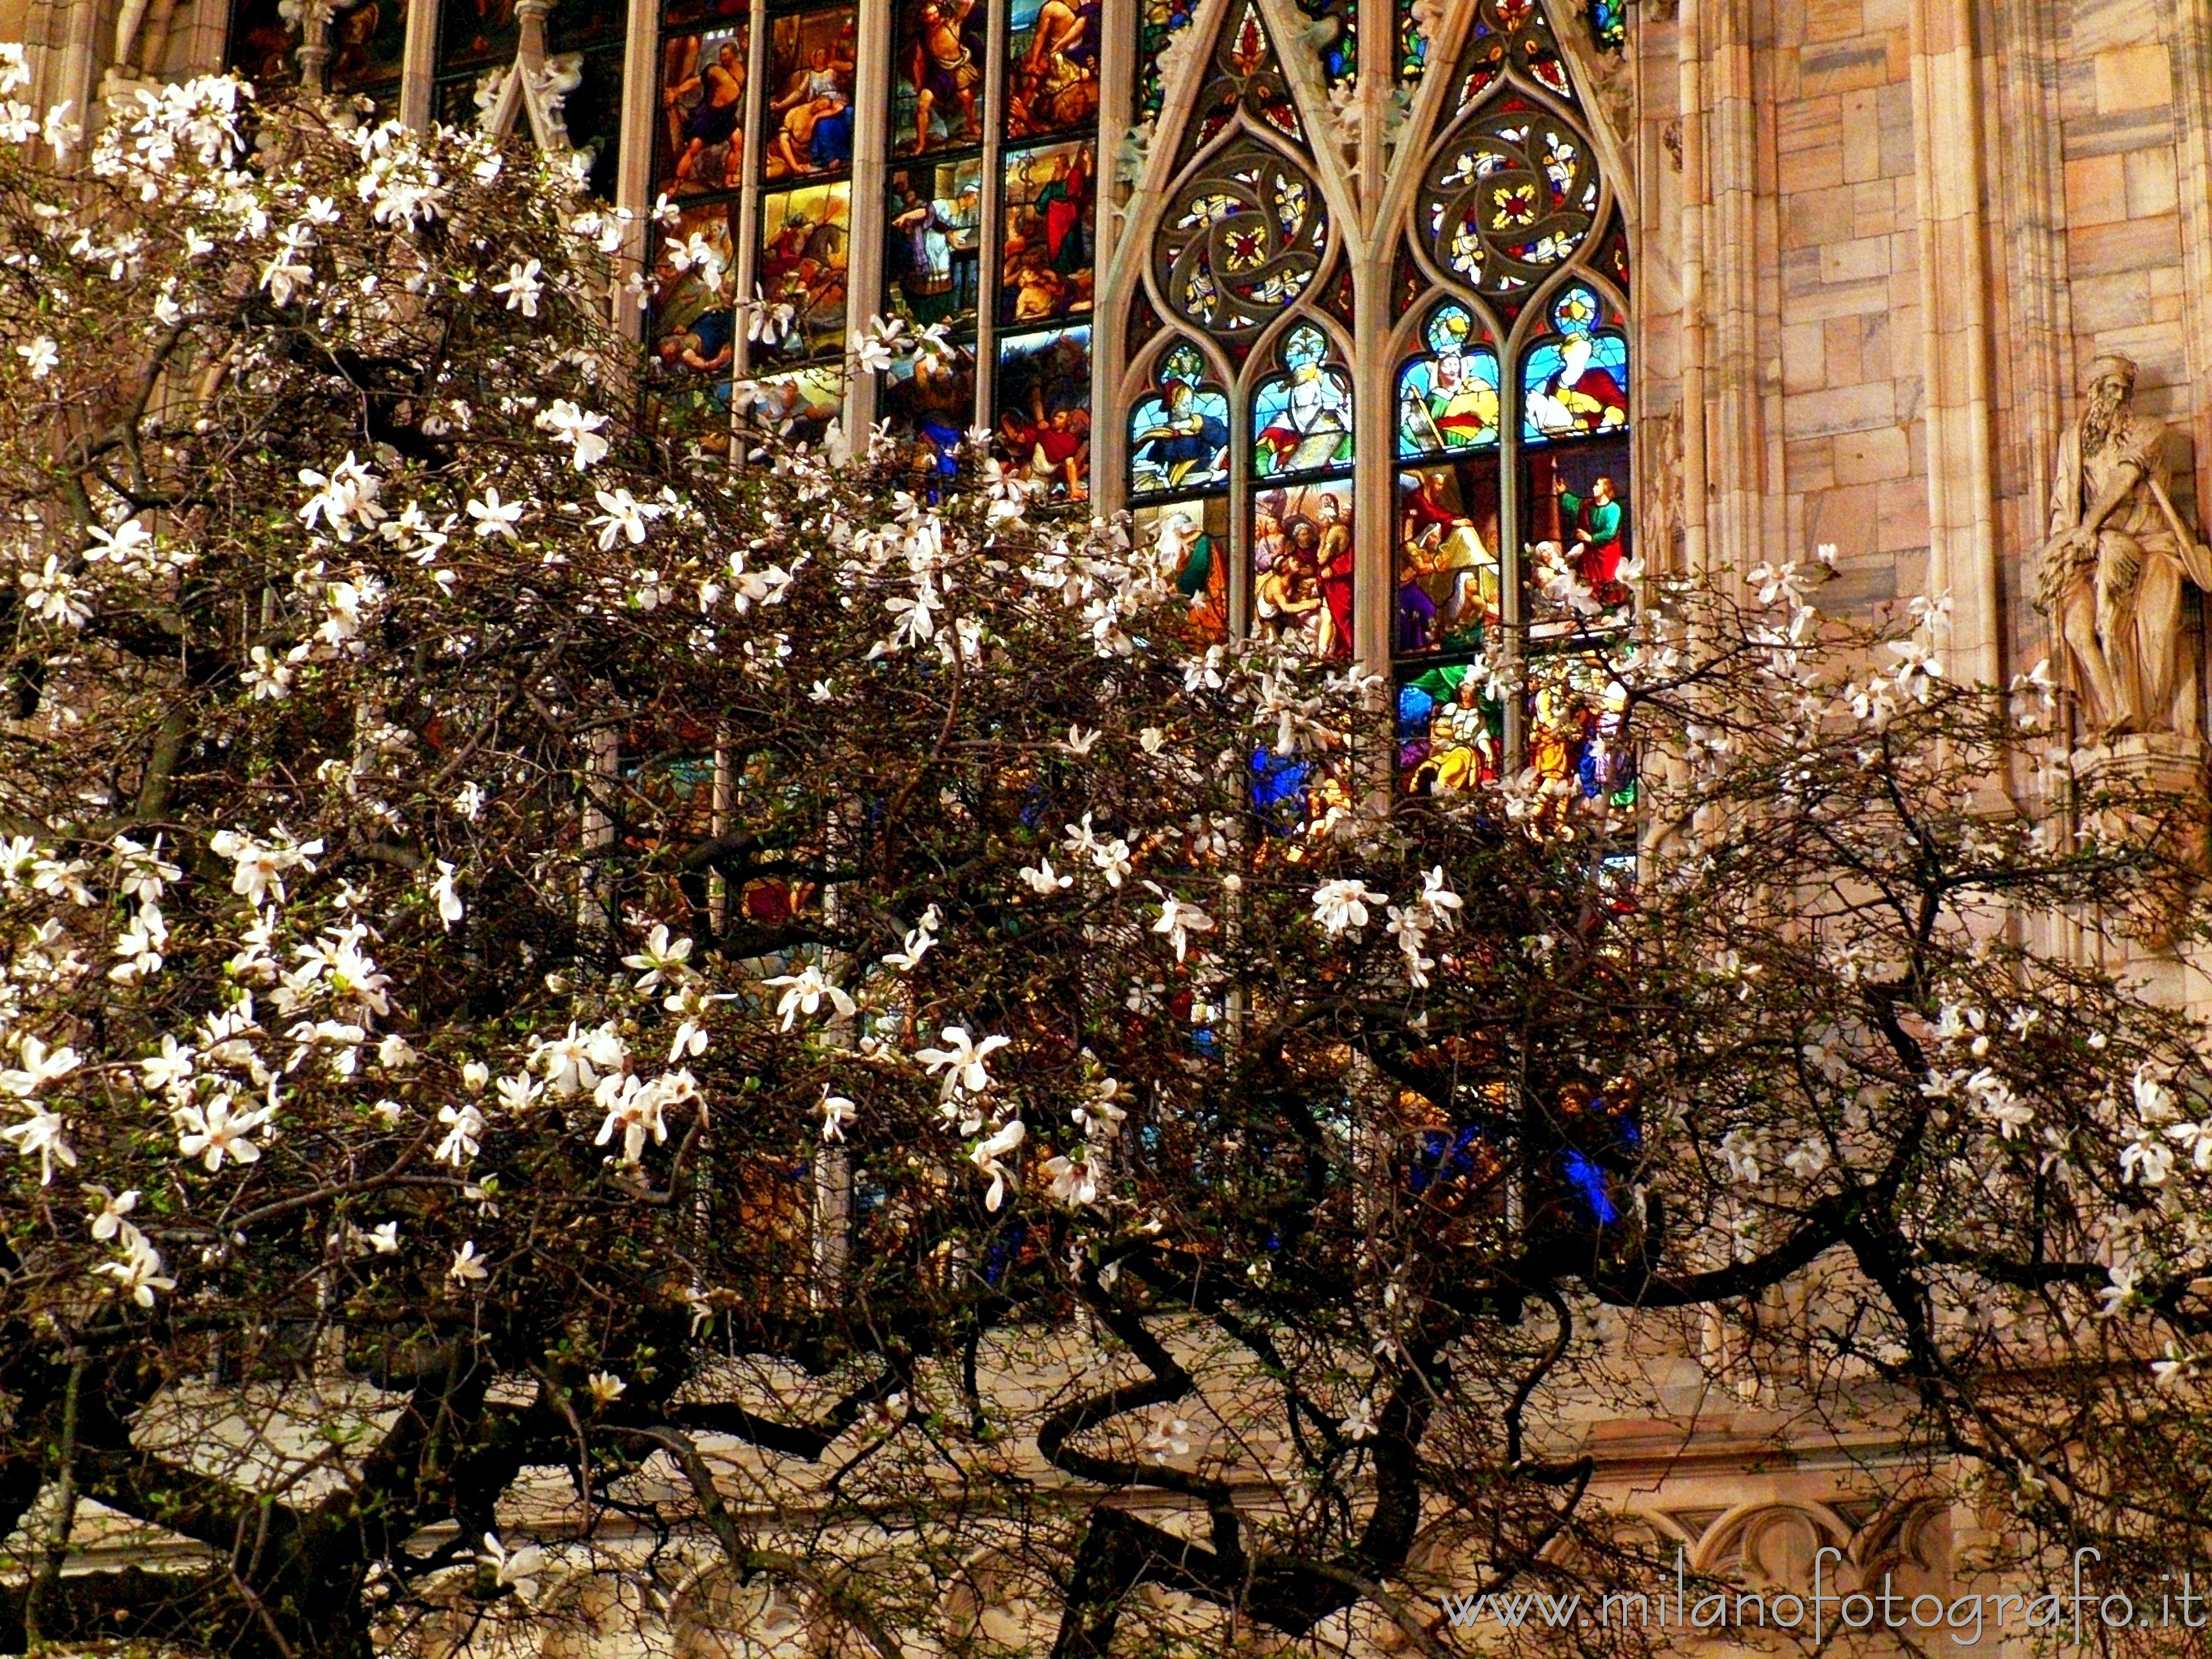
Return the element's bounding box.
[1387,0,1632,802]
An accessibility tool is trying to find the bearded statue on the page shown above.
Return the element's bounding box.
[2037,356,2212,740]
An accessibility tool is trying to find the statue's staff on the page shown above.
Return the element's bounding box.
[2147,470,2212,592]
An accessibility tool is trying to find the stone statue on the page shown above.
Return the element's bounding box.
[2037,354,2212,739]
[112,0,184,79]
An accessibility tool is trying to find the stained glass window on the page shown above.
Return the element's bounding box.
[1130,345,1231,499]
[1249,325,1354,660]
[1588,0,1626,54]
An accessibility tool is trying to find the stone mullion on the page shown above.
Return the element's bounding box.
[398,0,439,128]
[1090,0,1138,513]
[611,0,661,343]
[731,4,773,384]
[844,0,896,446]
[1907,0,2001,690]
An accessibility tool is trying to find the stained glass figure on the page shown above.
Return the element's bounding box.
[330,0,409,93]
[999,140,1096,325]
[1156,143,1327,337]
[1397,301,1501,458]
[1396,0,1428,87]
[761,8,857,183]
[1254,477,1353,660]
[1399,664,1504,794]
[1252,324,1353,478]
[646,200,739,451]
[882,343,977,498]
[1521,285,1628,441]
[885,158,983,330]
[1129,343,1231,497]
[1396,462,1499,654]
[1525,434,1632,625]
[756,181,852,364]
[228,0,299,85]
[1008,0,1103,140]
[995,326,1093,501]
[894,0,987,155]
[657,22,748,196]
[746,363,846,450]
[1134,496,1231,643]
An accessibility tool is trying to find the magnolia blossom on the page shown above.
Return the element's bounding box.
[595,1071,679,1164]
[1140,1416,1192,1463]
[95,1234,175,1308]
[436,1102,486,1166]
[466,488,524,540]
[970,1118,1025,1211]
[17,333,56,378]
[531,1021,627,1095]
[450,1241,489,1283]
[176,1094,274,1172]
[535,398,609,469]
[621,924,693,991]
[477,1532,544,1600]
[429,861,464,928]
[763,963,855,1030]
[490,258,544,316]
[1040,1151,1097,1207]
[2,1104,75,1184]
[917,1026,1011,1100]
[1018,858,1073,895]
[208,827,322,906]
[1146,885,1213,963]
[819,1091,857,1142]
[1338,1400,1378,1442]
[1311,879,1387,939]
[1,1034,79,1097]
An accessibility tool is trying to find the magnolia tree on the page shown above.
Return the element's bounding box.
[2,61,2211,1659]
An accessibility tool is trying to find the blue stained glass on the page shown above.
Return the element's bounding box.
[1398,303,1501,457]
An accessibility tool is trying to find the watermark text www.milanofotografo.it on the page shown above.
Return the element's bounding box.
[1439,1550,2212,1647]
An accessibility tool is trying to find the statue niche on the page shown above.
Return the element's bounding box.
[2036,353,2212,741]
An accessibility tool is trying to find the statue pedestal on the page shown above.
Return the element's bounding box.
[2072,733,2212,948]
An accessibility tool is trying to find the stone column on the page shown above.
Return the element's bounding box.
[1907,0,2002,689]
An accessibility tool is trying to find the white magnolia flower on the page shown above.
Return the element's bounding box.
[1072,1076,1127,1139]
[916,1026,1011,1100]
[594,1071,676,1164]
[1,1034,79,1097]
[1718,1128,1762,1183]
[762,963,855,1030]
[429,861,464,928]
[620,923,693,991]
[2153,1343,2199,1390]
[87,1187,140,1242]
[490,258,544,317]
[586,1370,626,1406]
[2,1104,75,1184]
[1145,885,1214,963]
[95,1234,175,1308]
[367,1220,401,1254]
[1140,1416,1192,1463]
[1311,879,1387,938]
[208,827,322,905]
[176,1094,274,1172]
[589,487,655,549]
[1065,723,1102,755]
[1338,1400,1378,1442]
[477,1532,544,1600]
[17,335,58,378]
[535,398,609,470]
[1019,858,1073,895]
[1040,1151,1097,1207]
[455,781,487,821]
[1417,866,1463,928]
[969,1118,1025,1211]
[819,1091,857,1142]
[450,1241,489,1283]
[435,1101,486,1166]
[466,488,525,540]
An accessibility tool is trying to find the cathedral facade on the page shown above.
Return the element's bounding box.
[15,0,2212,1647]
